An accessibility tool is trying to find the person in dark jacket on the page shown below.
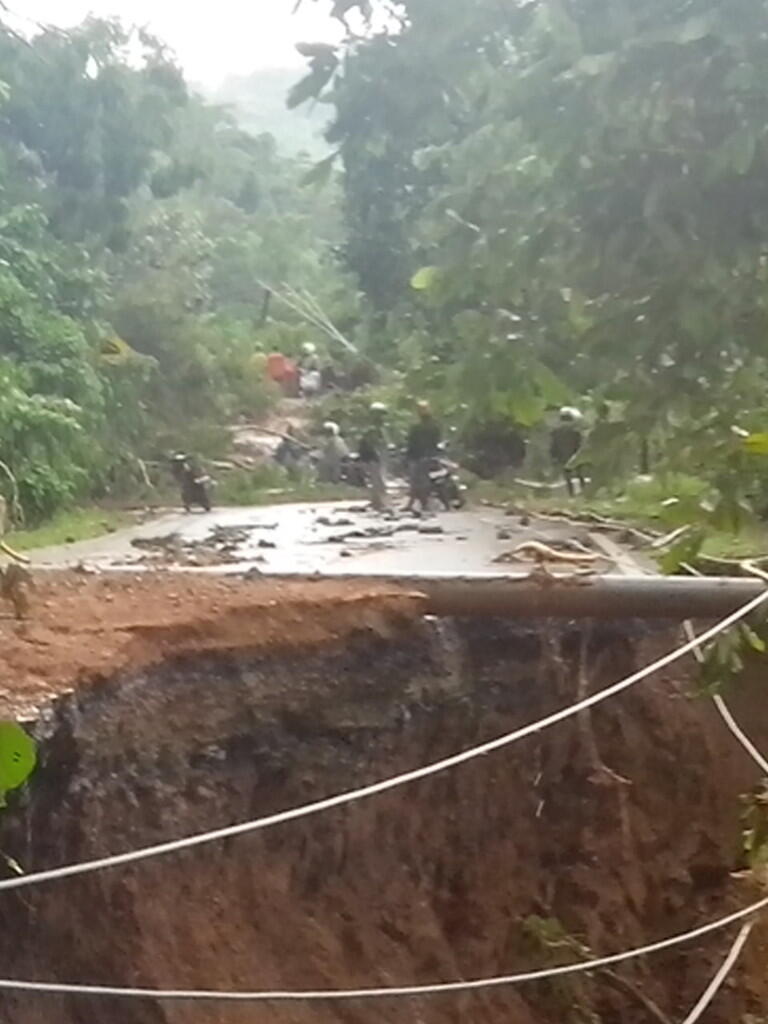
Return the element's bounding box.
[358,402,389,511]
[405,401,442,513]
[550,407,585,496]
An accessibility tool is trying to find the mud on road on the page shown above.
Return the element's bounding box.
[29,499,647,577]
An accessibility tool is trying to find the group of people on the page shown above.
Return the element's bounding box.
[265,343,325,398]
[351,400,446,513]
[298,400,446,514]
[316,400,587,512]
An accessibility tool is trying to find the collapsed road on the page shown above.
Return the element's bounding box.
[0,502,765,1023]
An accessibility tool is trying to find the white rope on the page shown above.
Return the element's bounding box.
[0,894,764,1001]
[680,922,752,1024]
[682,620,768,775]
[0,595,761,1002]
[1,588,766,895]
[711,695,768,775]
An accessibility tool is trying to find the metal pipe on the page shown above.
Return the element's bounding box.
[273,572,767,620]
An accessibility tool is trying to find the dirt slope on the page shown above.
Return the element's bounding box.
[0,617,767,1023]
[0,572,423,717]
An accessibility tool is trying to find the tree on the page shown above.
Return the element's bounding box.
[0,13,350,520]
[302,0,768,500]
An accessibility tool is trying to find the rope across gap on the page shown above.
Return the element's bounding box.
[2,588,767,895]
[682,618,768,775]
[0,898,763,1000]
[0,591,764,1003]
[681,923,753,1024]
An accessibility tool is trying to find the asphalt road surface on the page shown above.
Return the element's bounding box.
[29,499,646,577]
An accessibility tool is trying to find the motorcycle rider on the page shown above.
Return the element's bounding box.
[404,400,442,514]
[550,407,586,497]
[358,402,389,512]
[317,420,349,484]
[170,453,212,512]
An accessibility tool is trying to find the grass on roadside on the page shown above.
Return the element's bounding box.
[8,508,133,552]
[214,466,362,506]
[470,473,768,563]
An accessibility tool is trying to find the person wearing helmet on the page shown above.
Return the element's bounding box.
[169,452,212,512]
[550,407,586,496]
[298,341,322,397]
[358,403,389,511]
[317,420,349,484]
[404,400,442,514]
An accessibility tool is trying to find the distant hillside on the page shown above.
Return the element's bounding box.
[210,68,331,156]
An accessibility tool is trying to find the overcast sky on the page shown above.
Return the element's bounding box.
[7,0,344,85]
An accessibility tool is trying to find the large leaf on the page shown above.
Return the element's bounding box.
[287,65,336,109]
[301,153,337,188]
[530,361,571,405]
[99,334,138,365]
[295,42,338,60]
[0,722,36,806]
[658,527,704,575]
[411,266,440,291]
[743,433,768,455]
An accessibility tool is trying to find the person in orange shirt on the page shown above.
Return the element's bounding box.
[266,352,299,396]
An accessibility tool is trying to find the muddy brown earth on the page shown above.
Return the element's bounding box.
[0,573,423,719]
[0,590,766,1023]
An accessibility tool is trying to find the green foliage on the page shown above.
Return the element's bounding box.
[741,782,768,871]
[0,13,349,523]
[658,528,705,575]
[696,619,768,693]
[0,722,36,808]
[215,464,291,504]
[520,916,601,1024]
[215,466,357,506]
[10,508,129,551]
[301,0,768,525]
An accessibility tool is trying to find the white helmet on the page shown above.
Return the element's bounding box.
[302,342,317,355]
[323,420,340,435]
[369,401,388,414]
[559,406,583,423]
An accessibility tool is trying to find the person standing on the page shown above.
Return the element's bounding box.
[317,420,349,484]
[405,400,442,514]
[358,402,389,512]
[550,407,586,496]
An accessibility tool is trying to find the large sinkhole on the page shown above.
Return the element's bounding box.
[0,610,767,1024]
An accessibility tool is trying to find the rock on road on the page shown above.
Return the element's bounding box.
[27,500,649,577]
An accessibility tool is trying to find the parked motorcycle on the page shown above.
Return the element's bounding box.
[428,455,466,510]
[338,452,368,488]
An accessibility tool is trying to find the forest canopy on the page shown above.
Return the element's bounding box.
[5,0,768,532]
[0,14,350,521]
[294,0,768,523]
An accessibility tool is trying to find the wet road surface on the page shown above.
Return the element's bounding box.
[28,500,641,577]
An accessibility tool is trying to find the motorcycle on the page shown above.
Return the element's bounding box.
[428,456,466,510]
[182,472,213,513]
[338,452,368,488]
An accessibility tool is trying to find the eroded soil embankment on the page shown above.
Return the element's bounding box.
[0,610,767,1024]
